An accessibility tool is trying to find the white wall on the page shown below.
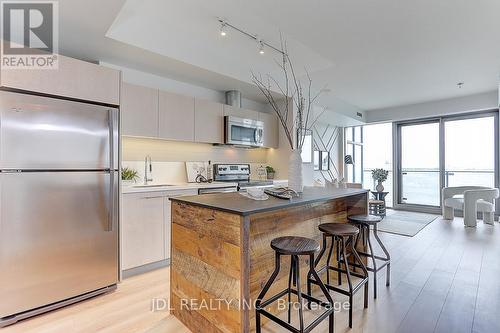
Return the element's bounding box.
[101,62,269,112]
[365,90,498,123]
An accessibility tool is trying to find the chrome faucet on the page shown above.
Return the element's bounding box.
[144,155,153,185]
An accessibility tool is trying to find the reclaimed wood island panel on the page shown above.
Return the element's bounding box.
[169,187,368,333]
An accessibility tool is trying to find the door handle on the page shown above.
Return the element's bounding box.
[106,170,115,232]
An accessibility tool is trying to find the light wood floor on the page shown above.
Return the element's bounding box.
[2,217,499,333]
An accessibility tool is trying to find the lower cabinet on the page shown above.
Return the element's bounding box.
[121,189,197,271]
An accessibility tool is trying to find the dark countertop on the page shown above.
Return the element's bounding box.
[169,187,368,216]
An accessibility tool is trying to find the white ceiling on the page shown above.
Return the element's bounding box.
[58,0,500,112]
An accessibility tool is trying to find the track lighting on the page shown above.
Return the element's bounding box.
[220,22,227,36]
[258,39,265,54]
[216,18,285,56]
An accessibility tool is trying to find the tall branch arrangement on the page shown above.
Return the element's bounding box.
[251,37,326,150]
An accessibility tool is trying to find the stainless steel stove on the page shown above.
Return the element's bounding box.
[213,164,274,190]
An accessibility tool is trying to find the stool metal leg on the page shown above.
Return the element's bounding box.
[287,256,294,323]
[293,255,304,332]
[326,237,334,285]
[256,252,281,333]
[341,236,354,328]
[350,238,369,308]
[308,254,334,333]
[365,226,378,299]
[373,224,391,287]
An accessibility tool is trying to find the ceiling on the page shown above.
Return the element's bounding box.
[59,0,500,112]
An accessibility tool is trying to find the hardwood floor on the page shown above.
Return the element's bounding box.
[2,217,499,333]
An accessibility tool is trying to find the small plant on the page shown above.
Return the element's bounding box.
[372,168,389,183]
[122,167,139,182]
[266,166,276,180]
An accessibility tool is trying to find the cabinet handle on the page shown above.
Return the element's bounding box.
[142,196,164,200]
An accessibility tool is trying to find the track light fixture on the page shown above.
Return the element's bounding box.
[217,18,285,56]
[220,21,227,36]
[257,39,265,54]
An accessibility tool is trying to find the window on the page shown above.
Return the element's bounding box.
[344,127,363,183]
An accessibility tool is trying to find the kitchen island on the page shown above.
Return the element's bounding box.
[169,187,368,333]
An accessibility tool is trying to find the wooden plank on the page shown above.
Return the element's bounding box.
[170,293,225,333]
[172,223,241,280]
[171,202,241,246]
[171,271,240,333]
[171,248,240,302]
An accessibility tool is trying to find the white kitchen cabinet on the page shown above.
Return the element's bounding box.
[122,192,166,270]
[259,112,279,148]
[121,83,159,137]
[121,189,198,271]
[223,105,259,121]
[158,91,195,141]
[0,54,120,105]
[194,99,224,144]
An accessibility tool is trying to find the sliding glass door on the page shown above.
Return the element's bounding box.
[399,121,441,207]
[396,111,498,211]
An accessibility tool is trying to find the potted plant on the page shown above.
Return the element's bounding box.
[122,167,139,185]
[266,166,276,180]
[372,168,389,192]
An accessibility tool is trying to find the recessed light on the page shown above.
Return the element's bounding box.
[258,41,265,54]
[457,82,464,88]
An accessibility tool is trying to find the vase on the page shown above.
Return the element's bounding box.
[376,181,384,192]
[288,149,303,193]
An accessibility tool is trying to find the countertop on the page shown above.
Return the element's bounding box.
[122,179,288,194]
[122,181,239,194]
[169,187,368,216]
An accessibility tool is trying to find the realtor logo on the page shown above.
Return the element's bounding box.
[1,1,58,69]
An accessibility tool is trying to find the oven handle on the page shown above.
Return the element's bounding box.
[198,187,238,195]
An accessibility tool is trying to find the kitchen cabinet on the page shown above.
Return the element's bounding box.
[121,83,159,137]
[121,189,198,271]
[122,192,166,270]
[223,105,259,121]
[0,54,120,105]
[259,111,279,148]
[158,91,195,141]
[194,99,224,144]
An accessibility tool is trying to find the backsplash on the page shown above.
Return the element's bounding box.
[121,137,271,183]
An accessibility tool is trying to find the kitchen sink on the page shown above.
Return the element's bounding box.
[132,184,175,188]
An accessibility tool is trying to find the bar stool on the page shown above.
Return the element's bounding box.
[348,215,391,299]
[308,224,369,328]
[256,236,334,333]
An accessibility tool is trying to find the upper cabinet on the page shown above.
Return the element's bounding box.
[194,99,224,144]
[158,91,195,141]
[223,105,259,120]
[259,112,279,148]
[121,83,159,137]
[0,54,120,105]
[119,83,279,147]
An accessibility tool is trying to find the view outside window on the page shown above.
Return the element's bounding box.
[444,116,495,187]
[362,123,393,207]
[400,122,440,206]
[345,127,363,184]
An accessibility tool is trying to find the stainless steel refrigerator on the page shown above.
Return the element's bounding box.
[0,91,119,327]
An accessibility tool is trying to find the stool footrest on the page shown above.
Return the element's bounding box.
[256,288,334,333]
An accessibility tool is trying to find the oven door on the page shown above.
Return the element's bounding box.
[225,116,264,146]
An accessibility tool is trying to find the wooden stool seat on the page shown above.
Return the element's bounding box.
[271,236,320,255]
[318,223,359,237]
[368,199,385,205]
[348,214,383,225]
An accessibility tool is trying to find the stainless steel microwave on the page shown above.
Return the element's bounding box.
[224,116,264,147]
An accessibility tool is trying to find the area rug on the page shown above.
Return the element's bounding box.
[377,210,439,237]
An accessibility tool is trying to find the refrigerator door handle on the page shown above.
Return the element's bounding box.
[106,170,119,232]
[108,108,119,170]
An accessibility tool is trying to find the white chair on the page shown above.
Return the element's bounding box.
[442,186,499,227]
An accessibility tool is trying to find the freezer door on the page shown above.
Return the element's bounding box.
[0,171,118,318]
[0,91,118,170]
